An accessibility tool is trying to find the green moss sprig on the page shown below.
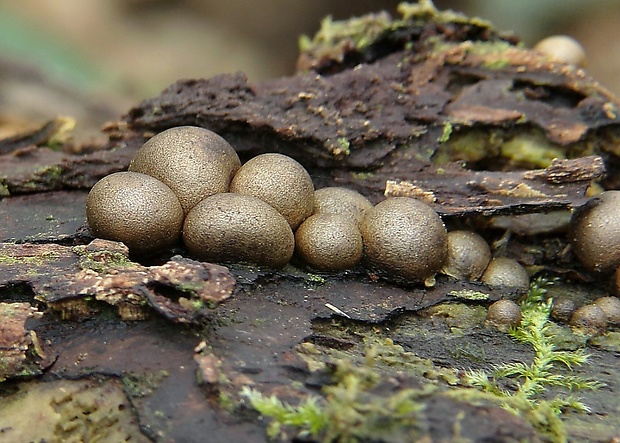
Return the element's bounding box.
[242,348,430,442]
[462,277,603,442]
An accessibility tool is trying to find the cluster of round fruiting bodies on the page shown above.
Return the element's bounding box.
[86,126,533,290]
[87,126,620,336]
[485,190,620,335]
[561,190,620,335]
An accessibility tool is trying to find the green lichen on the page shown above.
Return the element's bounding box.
[433,126,582,168]
[421,303,488,333]
[500,132,566,168]
[433,128,504,164]
[590,331,620,353]
[350,171,375,180]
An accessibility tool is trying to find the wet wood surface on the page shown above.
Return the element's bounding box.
[1,5,619,442]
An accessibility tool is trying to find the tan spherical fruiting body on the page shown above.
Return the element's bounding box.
[593,296,620,325]
[360,197,448,286]
[550,297,576,323]
[313,187,373,227]
[295,214,363,272]
[230,153,314,230]
[129,126,241,214]
[86,171,184,255]
[486,299,522,332]
[442,230,491,281]
[481,257,529,293]
[569,191,620,273]
[534,35,586,67]
[570,304,608,336]
[182,193,294,268]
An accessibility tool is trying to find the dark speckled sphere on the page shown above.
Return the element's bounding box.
[295,214,363,271]
[86,171,184,255]
[129,126,240,214]
[360,197,447,286]
[183,193,294,268]
[569,191,620,273]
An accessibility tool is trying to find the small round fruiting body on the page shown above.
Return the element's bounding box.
[486,299,522,332]
[182,193,294,268]
[295,214,363,272]
[86,171,184,255]
[593,296,620,326]
[442,230,491,281]
[313,187,373,227]
[569,191,620,273]
[230,153,314,230]
[129,126,241,214]
[570,304,608,336]
[534,35,586,67]
[481,257,529,293]
[360,197,448,286]
[550,296,577,323]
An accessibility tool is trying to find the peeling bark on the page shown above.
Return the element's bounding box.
[0,239,235,323]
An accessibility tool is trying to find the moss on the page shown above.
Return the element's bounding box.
[73,247,135,274]
[121,370,169,399]
[18,164,64,191]
[243,342,433,442]
[0,251,59,267]
[350,171,375,180]
[242,275,611,441]
[301,321,460,386]
[298,11,392,61]
[305,273,326,287]
[0,178,9,197]
[460,278,603,442]
[437,121,453,143]
[299,0,501,72]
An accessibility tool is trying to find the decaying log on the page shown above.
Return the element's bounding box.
[2,4,620,440]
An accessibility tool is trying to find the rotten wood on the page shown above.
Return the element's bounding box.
[384,155,604,215]
[0,117,75,155]
[0,239,235,323]
[0,302,51,381]
[1,5,620,441]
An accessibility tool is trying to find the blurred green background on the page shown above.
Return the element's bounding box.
[0,0,618,138]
